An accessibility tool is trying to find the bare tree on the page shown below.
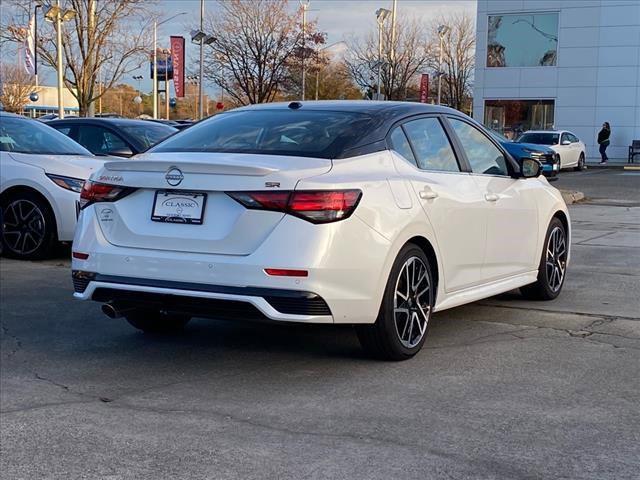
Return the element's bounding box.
[2,0,153,116]
[201,0,314,106]
[346,17,429,101]
[425,13,475,112]
[0,63,38,113]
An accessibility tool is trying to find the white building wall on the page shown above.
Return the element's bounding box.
[474,0,640,161]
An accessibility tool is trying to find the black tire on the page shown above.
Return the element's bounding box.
[521,217,568,300]
[356,244,435,361]
[125,309,191,334]
[1,190,57,260]
[574,153,585,171]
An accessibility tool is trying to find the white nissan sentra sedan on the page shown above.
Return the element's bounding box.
[1,112,107,259]
[72,101,570,360]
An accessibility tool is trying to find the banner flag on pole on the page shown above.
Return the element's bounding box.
[170,36,185,98]
[24,16,36,75]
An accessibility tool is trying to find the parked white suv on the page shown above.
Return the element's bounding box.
[1,112,106,259]
[518,130,586,170]
[72,102,570,360]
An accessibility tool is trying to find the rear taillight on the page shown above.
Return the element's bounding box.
[226,190,362,224]
[79,181,135,209]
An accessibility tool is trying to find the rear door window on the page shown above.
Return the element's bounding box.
[402,118,460,172]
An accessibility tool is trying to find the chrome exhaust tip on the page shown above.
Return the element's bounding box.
[101,303,121,319]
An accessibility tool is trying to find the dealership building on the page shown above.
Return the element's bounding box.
[473,0,640,161]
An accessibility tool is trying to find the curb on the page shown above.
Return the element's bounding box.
[560,190,585,205]
[585,163,627,170]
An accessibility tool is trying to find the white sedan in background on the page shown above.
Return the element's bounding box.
[72,101,570,360]
[518,130,586,171]
[1,112,107,259]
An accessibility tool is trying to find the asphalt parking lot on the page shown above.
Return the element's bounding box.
[1,169,639,480]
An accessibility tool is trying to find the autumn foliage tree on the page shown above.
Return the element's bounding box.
[201,0,325,105]
[425,13,475,113]
[346,16,430,101]
[2,0,153,116]
[0,63,38,113]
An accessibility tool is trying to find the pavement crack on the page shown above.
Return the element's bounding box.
[478,303,640,322]
[0,324,23,360]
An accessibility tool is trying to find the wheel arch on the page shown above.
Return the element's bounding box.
[552,209,570,246]
[405,235,440,299]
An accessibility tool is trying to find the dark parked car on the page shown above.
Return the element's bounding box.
[145,119,193,131]
[489,131,559,178]
[46,118,177,157]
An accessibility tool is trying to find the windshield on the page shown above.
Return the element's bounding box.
[150,110,374,159]
[121,123,177,150]
[518,132,560,145]
[0,117,91,155]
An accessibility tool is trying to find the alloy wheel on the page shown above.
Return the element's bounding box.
[393,256,431,348]
[546,226,567,293]
[2,200,47,255]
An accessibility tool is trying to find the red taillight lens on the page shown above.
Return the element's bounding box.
[226,190,361,224]
[289,190,361,223]
[79,181,134,209]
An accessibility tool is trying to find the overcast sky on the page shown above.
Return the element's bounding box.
[2,0,476,98]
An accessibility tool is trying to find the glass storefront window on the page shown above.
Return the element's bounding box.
[484,99,555,139]
[487,13,559,67]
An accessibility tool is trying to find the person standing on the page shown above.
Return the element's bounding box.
[598,122,611,165]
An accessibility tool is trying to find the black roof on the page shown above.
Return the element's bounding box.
[228,101,465,159]
[233,100,454,118]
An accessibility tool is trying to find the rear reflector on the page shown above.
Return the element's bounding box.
[227,190,362,224]
[72,251,89,260]
[264,268,309,277]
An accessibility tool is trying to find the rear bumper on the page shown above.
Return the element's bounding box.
[72,205,393,324]
[73,272,333,323]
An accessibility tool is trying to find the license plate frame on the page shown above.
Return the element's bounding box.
[151,190,207,225]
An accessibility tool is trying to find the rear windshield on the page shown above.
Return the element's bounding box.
[517,132,559,145]
[150,110,374,159]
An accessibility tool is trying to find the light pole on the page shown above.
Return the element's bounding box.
[153,12,187,119]
[387,0,397,100]
[300,0,310,101]
[44,0,76,119]
[375,8,391,100]
[437,24,450,106]
[190,25,216,120]
[133,75,143,115]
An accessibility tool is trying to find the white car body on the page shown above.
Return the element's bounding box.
[1,151,106,241]
[1,113,107,257]
[520,130,586,169]
[72,102,570,350]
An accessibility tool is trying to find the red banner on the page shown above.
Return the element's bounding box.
[419,74,429,103]
[170,36,185,98]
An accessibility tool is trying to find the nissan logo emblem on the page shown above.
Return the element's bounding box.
[165,167,184,186]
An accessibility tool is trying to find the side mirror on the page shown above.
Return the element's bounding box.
[106,147,134,158]
[520,158,542,178]
[561,140,571,146]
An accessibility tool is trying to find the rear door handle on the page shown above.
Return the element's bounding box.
[420,189,438,200]
[485,193,499,202]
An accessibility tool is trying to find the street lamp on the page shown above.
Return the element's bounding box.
[153,12,187,119]
[375,8,391,100]
[191,0,216,121]
[44,0,76,118]
[437,24,450,106]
